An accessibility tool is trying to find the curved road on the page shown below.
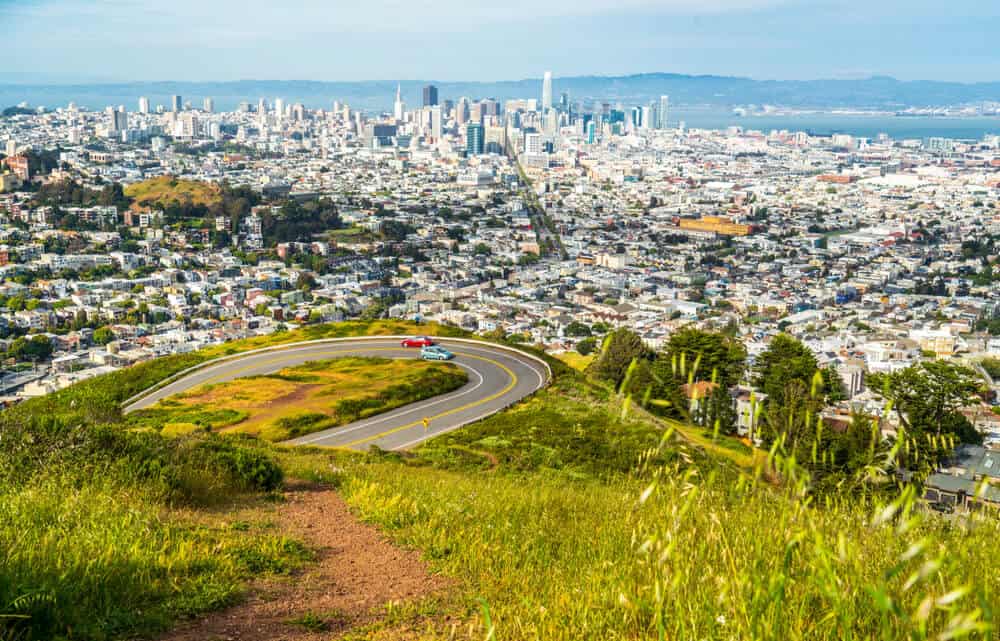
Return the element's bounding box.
[123,338,549,451]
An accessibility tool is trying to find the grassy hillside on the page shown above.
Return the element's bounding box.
[283,350,1000,640]
[1,321,998,640]
[123,176,222,211]
[0,321,467,639]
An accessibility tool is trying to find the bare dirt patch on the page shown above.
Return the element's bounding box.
[160,481,452,641]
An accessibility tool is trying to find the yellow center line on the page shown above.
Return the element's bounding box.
[335,352,518,449]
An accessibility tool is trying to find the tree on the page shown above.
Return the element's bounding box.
[868,361,981,438]
[694,383,737,435]
[92,327,115,345]
[297,272,317,292]
[821,366,847,404]
[564,321,591,337]
[662,327,746,388]
[761,379,823,453]
[7,335,53,362]
[753,334,818,408]
[360,299,387,320]
[620,358,657,402]
[587,328,650,390]
[576,337,597,356]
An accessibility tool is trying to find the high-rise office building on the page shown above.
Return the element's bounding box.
[481,99,499,118]
[171,95,182,112]
[423,84,438,107]
[542,71,553,112]
[658,95,669,129]
[544,110,558,137]
[257,98,267,115]
[138,96,150,114]
[630,106,642,130]
[6,138,17,157]
[586,121,596,144]
[466,123,484,155]
[524,131,543,155]
[203,97,214,113]
[430,105,442,141]
[108,105,127,138]
[275,98,285,121]
[456,98,469,125]
[641,105,653,130]
[393,84,405,121]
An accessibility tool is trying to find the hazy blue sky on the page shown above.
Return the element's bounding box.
[3,0,998,83]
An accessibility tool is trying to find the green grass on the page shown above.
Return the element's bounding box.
[0,474,310,640]
[286,610,339,632]
[3,320,998,640]
[0,321,484,640]
[326,454,998,641]
[276,351,999,641]
[414,374,682,478]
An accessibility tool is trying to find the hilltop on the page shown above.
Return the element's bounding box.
[0,321,996,640]
[124,176,223,212]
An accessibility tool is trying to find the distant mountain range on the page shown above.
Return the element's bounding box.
[2,73,999,113]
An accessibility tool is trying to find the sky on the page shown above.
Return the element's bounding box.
[2,0,999,83]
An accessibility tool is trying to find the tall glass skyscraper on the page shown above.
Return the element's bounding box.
[466,122,484,155]
[658,95,670,129]
[423,85,438,107]
[542,71,552,112]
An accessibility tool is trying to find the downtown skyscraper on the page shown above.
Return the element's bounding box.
[466,122,484,155]
[423,84,438,107]
[393,84,405,121]
[542,71,553,112]
[658,95,670,129]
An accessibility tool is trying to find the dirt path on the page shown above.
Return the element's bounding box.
[161,482,451,641]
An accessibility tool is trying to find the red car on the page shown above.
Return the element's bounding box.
[401,336,436,348]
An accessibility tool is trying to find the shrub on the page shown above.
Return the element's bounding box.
[587,329,650,388]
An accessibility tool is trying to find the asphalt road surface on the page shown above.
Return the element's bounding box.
[123,338,549,451]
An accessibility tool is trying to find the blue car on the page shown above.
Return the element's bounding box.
[421,345,454,361]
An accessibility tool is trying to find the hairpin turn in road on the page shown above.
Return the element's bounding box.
[122,337,550,451]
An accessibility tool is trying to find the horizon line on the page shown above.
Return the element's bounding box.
[2,71,1000,87]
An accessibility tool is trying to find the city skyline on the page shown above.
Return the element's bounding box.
[3,0,1000,83]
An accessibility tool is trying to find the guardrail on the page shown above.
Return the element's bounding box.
[121,335,553,410]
